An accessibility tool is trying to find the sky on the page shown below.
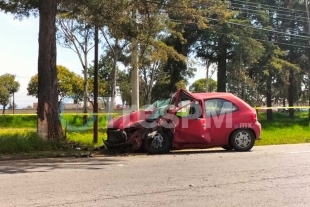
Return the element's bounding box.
[0,12,208,109]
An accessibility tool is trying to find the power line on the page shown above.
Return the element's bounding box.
[229,3,310,23]
[208,24,310,43]
[168,19,310,49]
[169,17,310,40]
[210,18,310,39]
[229,0,308,14]
[205,25,309,47]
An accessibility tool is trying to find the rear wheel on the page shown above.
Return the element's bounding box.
[144,131,171,154]
[230,129,255,152]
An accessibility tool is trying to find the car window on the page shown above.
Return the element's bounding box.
[204,99,238,117]
[175,101,203,119]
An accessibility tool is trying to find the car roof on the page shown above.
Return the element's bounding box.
[192,92,236,100]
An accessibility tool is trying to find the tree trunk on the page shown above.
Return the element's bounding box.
[217,35,227,92]
[146,66,156,105]
[206,59,211,92]
[13,92,15,114]
[266,73,272,121]
[110,39,119,113]
[37,0,62,139]
[83,51,88,124]
[2,106,5,114]
[288,69,294,119]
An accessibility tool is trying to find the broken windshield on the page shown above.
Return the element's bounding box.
[146,98,171,120]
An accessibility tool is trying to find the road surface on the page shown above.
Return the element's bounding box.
[1,144,310,207]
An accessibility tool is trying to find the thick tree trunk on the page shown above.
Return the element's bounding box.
[217,35,227,92]
[37,0,62,139]
[266,73,273,121]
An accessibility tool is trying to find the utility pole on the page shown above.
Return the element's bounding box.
[131,10,139,111]
[93,25,99,143]
[305,0,310,121]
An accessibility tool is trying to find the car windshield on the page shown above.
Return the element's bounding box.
[146,98,171,119]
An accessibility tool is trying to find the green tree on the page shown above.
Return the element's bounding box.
[27,65,83,101]
[189,78,217,93]
[0,85,10,114]
[0,73,20,114]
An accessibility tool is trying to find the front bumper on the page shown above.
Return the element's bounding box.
[105,129,128,146]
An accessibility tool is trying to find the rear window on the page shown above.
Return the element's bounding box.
[204,99,238,117]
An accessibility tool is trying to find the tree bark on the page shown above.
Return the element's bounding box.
[288,68,294,119]
[217,35,227,92]
[37,0,62,139]
[83,51,88,124]
[206,59,211,92]
[110,39,119,112]
[266,73,273,121]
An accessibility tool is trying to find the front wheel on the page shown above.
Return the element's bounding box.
[144,131,171,154]
[221,145,234,151]
[230,129,255,152]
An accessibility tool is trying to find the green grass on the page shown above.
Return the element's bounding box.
[0,130,68,154]
[0,114,117,155]
[0,115,37,128]
[256,112,310,145]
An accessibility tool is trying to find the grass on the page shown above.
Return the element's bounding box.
[0,130,68,154]
[256,112,310,145]
[0,114,117,155]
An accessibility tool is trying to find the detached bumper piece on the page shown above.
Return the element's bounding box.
[104,129,130,147]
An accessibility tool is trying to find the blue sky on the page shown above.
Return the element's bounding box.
[0,12,207,109]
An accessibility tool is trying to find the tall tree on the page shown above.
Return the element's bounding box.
[37,0,62,139]
[56,10,94,115]
[0,0,63,139]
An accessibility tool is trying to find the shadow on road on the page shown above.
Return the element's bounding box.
[170,149,239,155]
[0,157,122,174]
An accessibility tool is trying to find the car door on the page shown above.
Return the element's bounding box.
[204,99,238,146]
[172,90,211,144]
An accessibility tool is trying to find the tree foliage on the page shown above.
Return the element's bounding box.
[27,65,83,101]
[0,73,20,114]
[189,78,217,93]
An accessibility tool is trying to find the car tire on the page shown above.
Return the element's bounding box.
[144,131,171,154]
[221,145,234,151]
[230,129,255,152]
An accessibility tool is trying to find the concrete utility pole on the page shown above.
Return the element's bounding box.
[131,10,139,111]
[131,39,139,111]
[305,0,310,121]
[93,25,99,144]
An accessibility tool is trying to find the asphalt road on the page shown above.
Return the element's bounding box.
[1,144,310,207]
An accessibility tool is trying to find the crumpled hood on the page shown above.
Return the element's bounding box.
[107,110,152,129]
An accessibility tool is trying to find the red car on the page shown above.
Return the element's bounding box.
[105,89,261,154]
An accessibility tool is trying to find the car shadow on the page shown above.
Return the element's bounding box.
[169,149,239,155]
[0,157,123,175]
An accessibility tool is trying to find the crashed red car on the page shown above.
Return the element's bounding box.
[104,89,261,154]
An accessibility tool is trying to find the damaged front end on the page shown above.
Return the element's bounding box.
[104,98,173,152]
[104,126,147,151]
